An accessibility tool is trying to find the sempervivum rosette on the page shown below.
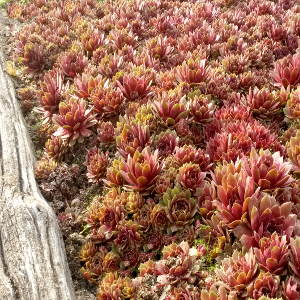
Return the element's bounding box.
[176,163,206,195]
[176,57,210,85]
[253,232,289,275]
[57,49,88,78]
[35,68,66,123]
[162,184,197,232]
[52,98,97,146]
[153,130,179,158]
[245,87,283,119]
[247,272,281,300]
[97,121,115,144]
[116,122,151,158]
[83,148,109,184]
[282,277,300,300]
[242,148,294,191]
[201,286,238,300]
[287,130,300,174]
[154,242,201,287]
[280,120,300,144]
[116,74,153,101]
[114,220,142,249]
[174,145,212,171]
[284,88,300,122]
[114,147,165,193]
[153,89,189,127]
[233,194,297,249]
[97,272,139,300]
[216,249,259,293]
[270,53,300,88]
[289,237,300,277]
[189,92,216,124]
[74,73,104,98]
[44,136,67,161]
[19,42,46,77]
[91,85,125,118]
[212,162,259,228]
[102,252,121,273]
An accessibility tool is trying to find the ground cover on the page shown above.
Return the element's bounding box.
[3,0,300,299]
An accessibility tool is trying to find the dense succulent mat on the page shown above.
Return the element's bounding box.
[6,0,300,298]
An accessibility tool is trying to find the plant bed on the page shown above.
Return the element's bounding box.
[2,0,300,299]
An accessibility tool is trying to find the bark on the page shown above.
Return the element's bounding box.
[0,49,76,299]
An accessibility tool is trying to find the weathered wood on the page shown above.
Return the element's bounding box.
[0,48,76,299]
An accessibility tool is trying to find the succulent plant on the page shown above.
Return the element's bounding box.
[153,90,189,127]
[289,237,300,277]
[245,87,283,118]
[174,145,212,171]
[233,194,297,249]
[216,249,258,292]
[146,35,174,62]
[287,131,300,174]
[125,192,144,214]
[81,248,107,284]
[92,84,124,118]
[18,42,46,77]
[80,240,98,262]
[134,199,155,232]
[99,53,123,79]
[102,251,121,273]
[176,163,206,195]
[144,230,163,251]
[109,29,138,50]
[282,276,300,300]
[247,272,281,300]
[116,122,151,158]
[107,147,164,193]
[81,28,104,53]
[97,121,115,144]
[83,148,109,184]
[254,232,289,275]
[121,248,140,268]
[280,120,300,145]
[270,53,300,88]
[52,98,97,146]
[116,74,153,101]
[206,131,252,163]
[139,259,155,277]
[156,174,172,195]
[44,136,66,161]
[35,69,66,123]
[201,286,238,300]
[34,156,57,180]
[12,0,300,298]
[93,198,125,240]
[57,49,88,78]
[97,272,139,300]
[153,130,179,158]
[162,184,197,232]
[74,73,104,98]
[212,163,259,228]
[150,204,169,230]
[176,58,210,85]
[242,148,294,191]
[114,220,142,249]
[169,285,202,300]
[284,88,300,121]
[189,93,216,124]
[154,241,201,287]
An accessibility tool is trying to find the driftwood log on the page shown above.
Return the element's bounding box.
[0,48,75,299]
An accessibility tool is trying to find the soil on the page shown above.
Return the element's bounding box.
[0,7,97,300]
